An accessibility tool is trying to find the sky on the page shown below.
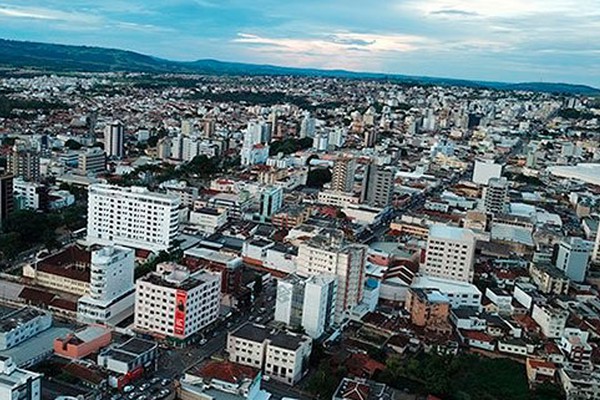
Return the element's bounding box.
[1,0,599,87]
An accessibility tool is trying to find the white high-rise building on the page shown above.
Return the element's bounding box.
[86,184,181,253]
[275,274,337,339]
[472,159,502,185]
[330,157,356,193]
[135,263,221,340]
[297,230,366,323]
[423,225,476,283]
[104,121,125,159]
[300,114,316,138]
[77,246,136,325]
[593,227,600,265]
[555,237,594,283]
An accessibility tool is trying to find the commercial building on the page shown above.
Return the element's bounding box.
[0,174,14,226]
[361,163,394,208]
[472,159,502,185]
[423,225,476,283]
[78,147,106,175]
[0,307,52,351]
[259,186,283,220]
[482,177,509,215]
[0,356,41,400]
[275,274,337,339]
[54,325,112,359]
[97,337,158,376]
[77,246,136,325]
[555,237,594,282]
[86,184,181,253]
[7,149,40,182]
[189,207,227,234]
[317,190,360,208]
[104,121,125,159]
[227,323,312,385]
[411,276,482,310]
[135,263,221,340]
[297,230,367,322]
[330,157,356,193]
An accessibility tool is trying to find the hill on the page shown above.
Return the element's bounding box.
[0,38,598,95]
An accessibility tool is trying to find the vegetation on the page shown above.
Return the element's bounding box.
[135,248,183,279]
[305,360,346,399]
[306,168,332,189]
[557,108,596,120]
[0,210,62,259]
[0,95,65,118]
[64,139,82,150]
[269,137,313,156]
[188,90,315,108]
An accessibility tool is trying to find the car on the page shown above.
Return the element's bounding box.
[127,393,138,400]
[150,377,161,384]
[199,338,207,345]
[123,386,135,393]
[140,383,151,391]
[160,379,170,386]
[137,396,148,400]
[262,375,270,381]
[255,317,262,323]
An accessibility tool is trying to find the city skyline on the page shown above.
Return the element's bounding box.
[0,0,599,86]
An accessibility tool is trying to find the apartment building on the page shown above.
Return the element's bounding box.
[531,304,568,339]
[189,207,227,234]
[423,224,476,283]
[0,356,41,400]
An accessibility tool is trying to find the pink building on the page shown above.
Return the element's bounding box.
[54,325,112,359]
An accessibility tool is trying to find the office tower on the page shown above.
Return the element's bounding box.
[423,225,476,283]
[135,264,221,339]
[482,177,509,215]
[78,147,106,175]
[361,163,394,208]
[472,159,502,185]
[297,230,366,322]
[555,237,594,282]
[259,186,283,219]
[104,121,125,159]
[275,274,337,339]
[77,246,136,325]
[331,157,356,193]
[86,184,181,252]
[0,174,14,226]
[7,149,40,182]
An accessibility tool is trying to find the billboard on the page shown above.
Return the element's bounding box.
[174,290,187,336]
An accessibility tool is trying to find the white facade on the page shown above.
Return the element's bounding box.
[412,276,481,309]
[0,308,52,351]
[135,264,221,339]
[423,225,476,283]
[556,237,594,283]
[13,178,42,210]
[317,190,360,208]
[78,246,136,325]
[594,226,600,265]
[296,231,366,323]
[472,159,502,185]
[104,122,125,159]
[86,184,181,253]
[0,356,41,400]
[189,207,227,234]
[531,304,568,338]
[482,177,509,215]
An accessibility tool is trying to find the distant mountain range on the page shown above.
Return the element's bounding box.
[0,38,598,95]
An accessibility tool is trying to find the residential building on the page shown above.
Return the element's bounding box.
[77,246,136,325]
[531,304,568,338]
[405,288,450,328]
[135,263,221,340]
[361,163,394,208]
[227,324,312,385]
[412,276,482,309]
[482,177,509,215]
[297,230,366,322]
[559,368,600,400]
[0,356,41,400]
[78,147,106,175]
[13,178,43,210]
[259,186,283,220]
[594,226,600,265]
[317,190,360,208]
[330,157,356,193]
[8,149,40,182]
[555,237,594,282]
[423,225,476,283]
[332,378,395,400]
[0,174,13,226]
[104,121,125,159]
[86,184,181,253]
[529,262,570,295]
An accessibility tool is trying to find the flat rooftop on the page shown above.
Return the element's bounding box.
[429,224,474,242]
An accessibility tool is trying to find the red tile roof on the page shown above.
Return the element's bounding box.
[193,360,259,384]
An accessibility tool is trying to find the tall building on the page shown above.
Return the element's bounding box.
[423,225,476,283]
[77,246,136,325]
[363,130,377,148]
[472,159,502,185]
[86,184,181,253]
[7,149,40,182]
[275,274,337,339]
[157,137,172,160]
[135,263,221,340]
[13,178,43,210]
[331,157,356,193]
[361,163,394,208]
[297,230,366,322]
[259,186,283,220]
[0,356,41,400]
[593,227,600,265]
[104,121,125,159]
[482,177,509,215]
[0,174,14,226]
[78,147,106,175]
[300,113,316,138]
[202,118,216,138]
[555,237,594,283]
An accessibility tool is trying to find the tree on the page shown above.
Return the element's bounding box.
[306,168,332,189]
[253,276,263,298]
[64,139,82,150]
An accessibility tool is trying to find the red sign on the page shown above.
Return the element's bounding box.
[174,290,187,336]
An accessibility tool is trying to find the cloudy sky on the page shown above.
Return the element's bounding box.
[1,0,599,86]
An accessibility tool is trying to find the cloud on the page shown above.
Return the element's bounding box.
[0,4,101,23]
[429,9,480,17]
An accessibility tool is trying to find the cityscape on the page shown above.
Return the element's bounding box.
[0,3,599,400]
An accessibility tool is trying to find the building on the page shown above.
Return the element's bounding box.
[331,157,356,193]
[361,163,394,208]
[275,274,337,339]
[104,121,125,159]
[482,177,509,215]
[555,237,594,283]
[227,323,312,385]
[135,263,221,340]
[317,190,360,208]
[0,356,41,400]
[0,307,52,351]
[412,276,482,309]
[529,262,570,295]
[189,207,227,234]
[13,178,43,210]
[423,225,476,283]
[594,226,600,265]
[332,377,395,400]
[8,149,40,182]
[54,325,112,359]
[78,147,106,175]
[296,230,366,322]
[259,186,283,220]
[472,159,502,185]
[97,337,157,376]
[77,246,136,325]
[559,368,600,400]
[271,205,312,229]
[0,174,13,226]
[531,304,568,339]
[86,184,181,253]
[405,288,450,328]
